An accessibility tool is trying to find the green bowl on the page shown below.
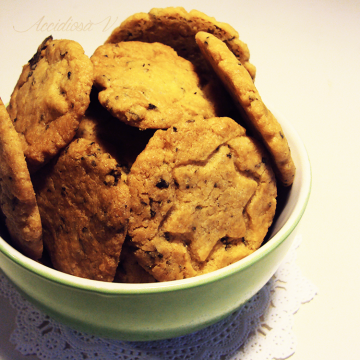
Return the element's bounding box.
[0,110,311,341]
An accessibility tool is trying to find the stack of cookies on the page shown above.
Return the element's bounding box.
[0,7,295,283]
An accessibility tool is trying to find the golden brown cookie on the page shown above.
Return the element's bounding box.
[34,138,130,281]
[105,7,256,80]
[195,32,296,186]
[0,98,42,259]
[7,36,94,173]
[128,117,277,281]
[91,41,219,129]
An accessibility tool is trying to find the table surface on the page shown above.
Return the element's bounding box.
[1,0,359,359]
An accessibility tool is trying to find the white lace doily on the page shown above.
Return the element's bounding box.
[0,234,316,360]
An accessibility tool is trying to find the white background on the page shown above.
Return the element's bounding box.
[0,0,360,359]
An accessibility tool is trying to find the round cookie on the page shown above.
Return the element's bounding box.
[105,7,256,80]
[33,138,130,282]
[195,32,296,186]
[7,36,94,173]
[128,117,277,281]
[0,98,42,259]
[91,41,219,129]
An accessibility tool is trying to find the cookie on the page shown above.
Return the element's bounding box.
[91,41,219,129]
[195,32,296,186]
[105,7,256,80]
[76,90,156,173]
[0,98,42,259]
[128,117,277,281]
[34,138,130,281]
[114,237,157,283]
[7,36,94,173]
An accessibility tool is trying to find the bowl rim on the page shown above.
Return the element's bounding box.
[0,110,311,295]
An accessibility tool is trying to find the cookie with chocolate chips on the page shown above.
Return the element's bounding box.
[0,98,42,259]
[128,117,277,281]
[195,32,296,186]
[91,41,220,129]
[7,36,93,173]
[105,7,256,80]
[34,138,130,281]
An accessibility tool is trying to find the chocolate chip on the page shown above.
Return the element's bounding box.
[156,178,169,189]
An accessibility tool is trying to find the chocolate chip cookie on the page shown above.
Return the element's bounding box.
[91,41,219,129]
[0,98,42,259]
[7,36,93,172]
[128,116,277,281]
[106,7,256,80]
[34,138,130,281]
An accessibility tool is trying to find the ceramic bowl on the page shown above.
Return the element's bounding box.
[0,110,311,341]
